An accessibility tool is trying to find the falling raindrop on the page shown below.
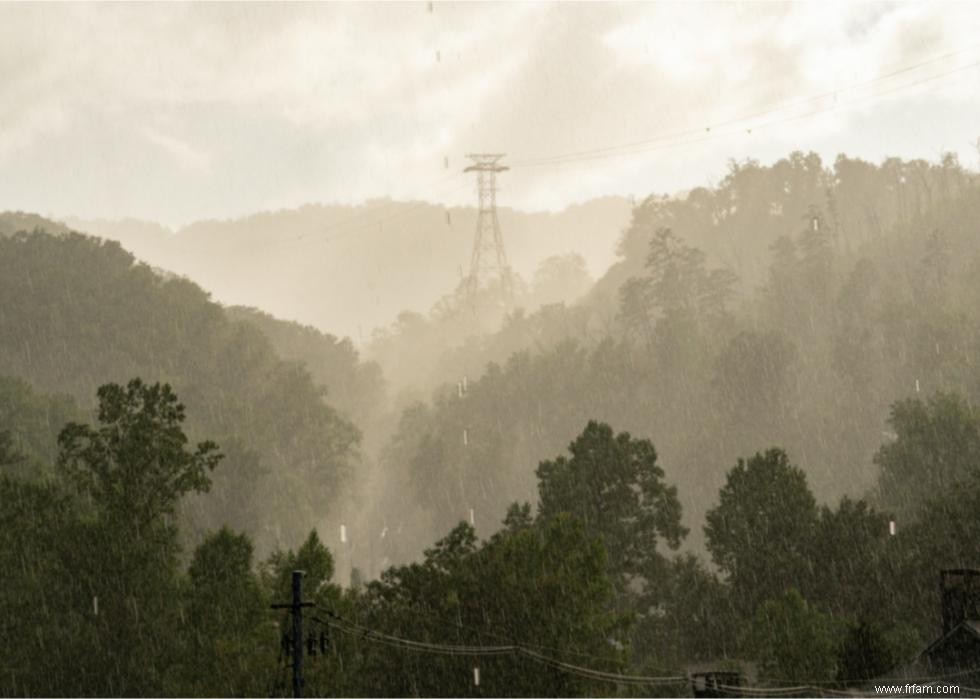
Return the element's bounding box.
[889,520,897,536]
[915,378,921,393]
[469,508,475,525]
[340,524,347,543]
[93,595,98,616]
[463,429,468,446]
[473,667,480,686]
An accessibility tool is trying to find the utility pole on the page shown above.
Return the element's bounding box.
[272,570,314,698]
[463,153,513,303]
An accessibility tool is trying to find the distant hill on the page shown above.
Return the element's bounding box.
[65,197,632,341]
[369,151,980,561]
[0,211,72,237]
[0,226,369,552]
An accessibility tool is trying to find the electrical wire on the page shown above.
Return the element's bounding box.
[390,598,636,666]
[511,51,980,170]
[314,608,688,686]
[313,609,980,694]
[515,56,980,171]
[211,46,980,260]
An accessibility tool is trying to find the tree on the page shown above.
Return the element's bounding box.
[57,378,222,531]
[52,378,222,695]
[749,589,839,685]
[178,527,272,696]
[264,529,336,605]
[0,477,84,696]
[711,331,796,449]
[705,449,818,617]
[0,430,20,470]
[354,514,627,697]
[0,230,361,552]
[0,376,77,480]
[537,421,686,603]
[836,620,897,687]
[530,253,592,307]
[809,497,892,620]
[261,529,345,699]
[632,554,737,671]
[875,392,980,520]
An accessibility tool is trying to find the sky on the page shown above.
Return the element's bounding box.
[1,1,979,229]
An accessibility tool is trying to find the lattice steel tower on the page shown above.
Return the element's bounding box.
[463,153,512,300]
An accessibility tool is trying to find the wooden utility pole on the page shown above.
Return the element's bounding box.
[272,570,314,698]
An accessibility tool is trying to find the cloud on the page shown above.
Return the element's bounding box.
[140,126,212,175]
[0,1,978,225]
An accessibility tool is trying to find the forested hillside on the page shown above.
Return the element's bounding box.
[4,151,980,696]
[68,197,630,343]
[371,151,980,559]
[0,225,369,552]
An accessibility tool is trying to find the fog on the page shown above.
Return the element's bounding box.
[3,3,980,697]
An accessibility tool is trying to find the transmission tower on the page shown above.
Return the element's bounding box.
[463,153,513,300]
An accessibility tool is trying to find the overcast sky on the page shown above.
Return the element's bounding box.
[1,1,979,229]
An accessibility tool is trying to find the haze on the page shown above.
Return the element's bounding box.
[4,2,980,697]
[1,2,978,228]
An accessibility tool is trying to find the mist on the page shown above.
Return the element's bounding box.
[3,2,980,697]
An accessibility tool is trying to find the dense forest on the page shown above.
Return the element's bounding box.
[3,150,980,695]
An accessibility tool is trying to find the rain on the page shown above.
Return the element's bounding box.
[2,2,980,698]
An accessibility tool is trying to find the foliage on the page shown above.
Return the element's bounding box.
[0,376,77,479]
[177,528,273,696]
[0,230,361,550]
[874,392,980,520]
[537,421,685,602]
[705,449,818,616]
[57,379,222,530]
[836,620,897,686]
[631,553,737,670]
[345,513,628,697]
[748,589,840,685]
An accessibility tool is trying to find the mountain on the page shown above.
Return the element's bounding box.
[370,151,980,560]
[0,211,72,237]
[64,197,632,341]
[0,219,370,552]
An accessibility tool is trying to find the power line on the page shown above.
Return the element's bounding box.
[314,607,688,686]
[226,46,980,261]
[510,49,980,170]
[388,598,635,666]
[317,609,980,692]
[315,606,980,694]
